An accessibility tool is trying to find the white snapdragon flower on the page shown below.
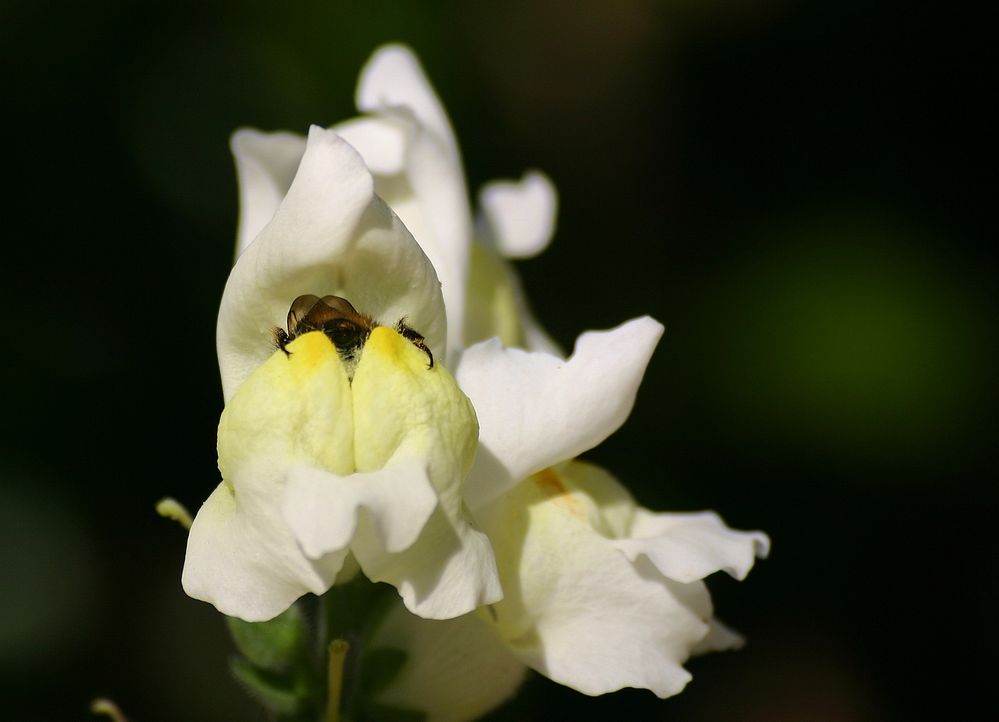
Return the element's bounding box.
[221,43,769,717]
[469,461,768,699]
[183,127,501,622]
[339,46,769,714]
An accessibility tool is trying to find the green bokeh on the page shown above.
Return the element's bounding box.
[698,211,987,469]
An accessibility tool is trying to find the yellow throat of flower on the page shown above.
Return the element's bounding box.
[217,326,476,488]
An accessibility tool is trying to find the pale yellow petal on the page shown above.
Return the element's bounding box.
[349,327,501,618]
[183,332,354,621]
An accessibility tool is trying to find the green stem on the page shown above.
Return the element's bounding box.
[325,639,350,722]
[316,594,329,661]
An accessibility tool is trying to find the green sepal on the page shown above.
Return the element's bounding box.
[227,604,307,673]
[229,656,307,717]
[359,647,408,697]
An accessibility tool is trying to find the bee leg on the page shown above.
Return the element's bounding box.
[395,319,434,369]
[274,328,294,356]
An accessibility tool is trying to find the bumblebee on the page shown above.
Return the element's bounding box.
[274,294,433,369]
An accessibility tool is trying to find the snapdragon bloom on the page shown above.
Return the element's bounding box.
[205,44,769,719]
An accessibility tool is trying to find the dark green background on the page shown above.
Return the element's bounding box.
[2,1,994,720]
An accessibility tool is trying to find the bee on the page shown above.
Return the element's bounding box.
[273,294,434,370]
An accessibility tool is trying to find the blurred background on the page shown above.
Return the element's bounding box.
[2,1,994,719]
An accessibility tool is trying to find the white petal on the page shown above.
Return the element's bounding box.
[392,114,471,364]
[182,476,346,622]
[477,468,710,698]
[692,618,745,655]
[353,46,472,364]
[282,460,438,558]
[353,504,502,619]
[477,171,558,259]
[343,106,470,367]
[614,510,771,584]
[230,129,306,258]
[514,579,708,699]
[348,109,470,365]
[356,44,458,162]
[371,605,527,722]
[458,316,664,506]
[216,125,446,402]
[332,116,406,176]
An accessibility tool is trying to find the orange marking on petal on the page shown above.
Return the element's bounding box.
[533,468,584,517]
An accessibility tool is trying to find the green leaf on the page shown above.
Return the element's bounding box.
[360,648,408,697]
[227,604,307,673]
[229,656,304,717]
